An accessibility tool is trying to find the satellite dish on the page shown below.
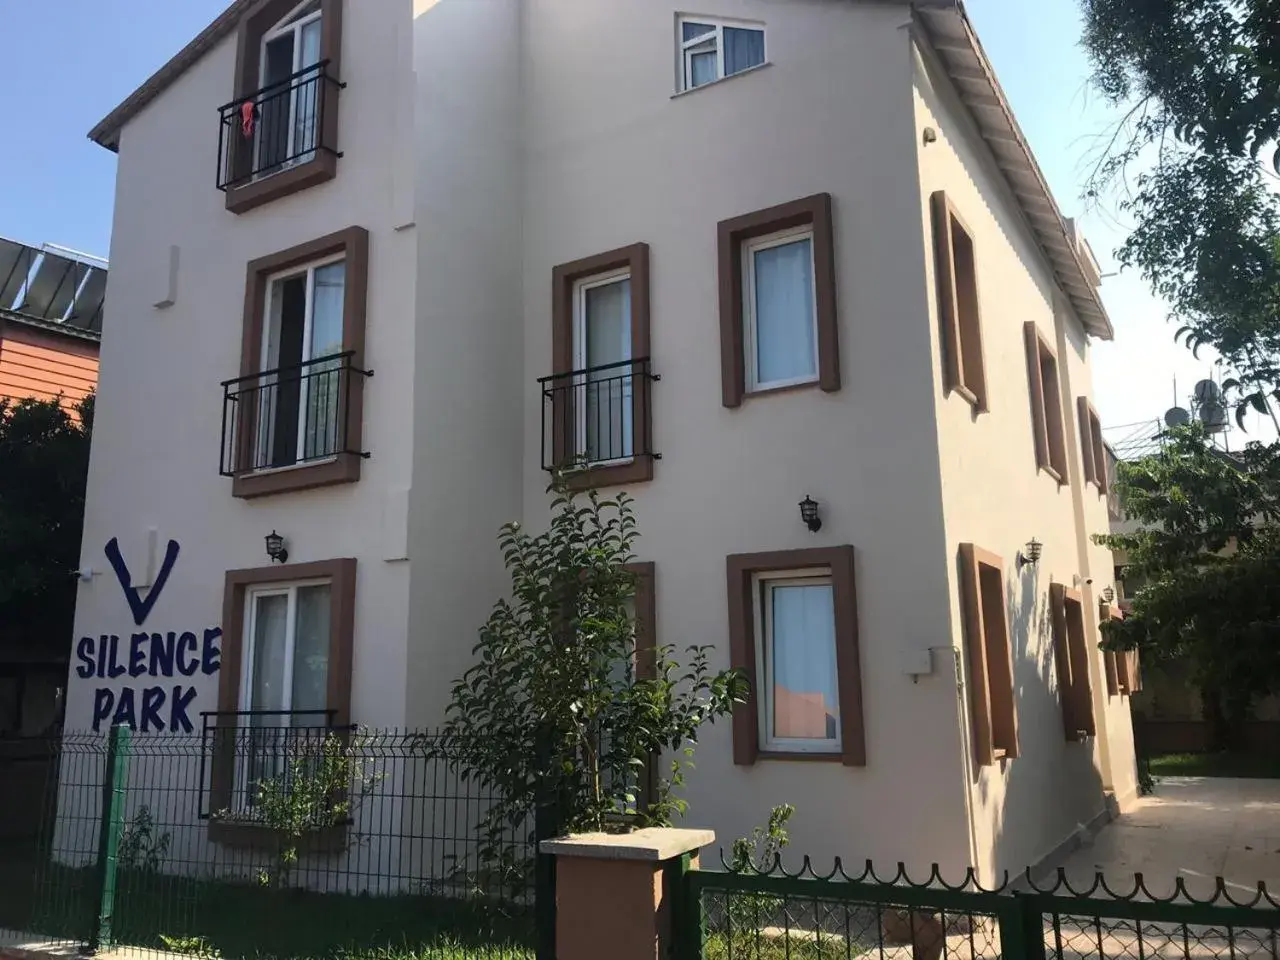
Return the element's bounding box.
[1164,406,1191,427]
[1193,379,1222,403]
[1199,401,1228,433]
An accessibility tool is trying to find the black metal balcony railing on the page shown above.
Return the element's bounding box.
[199,710,342,820]
[216,61,345,191]
[220,351,372,478]
[539,357,660,472]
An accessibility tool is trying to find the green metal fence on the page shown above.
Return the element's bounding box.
[2,724,556,960]
[679,856,1280,960]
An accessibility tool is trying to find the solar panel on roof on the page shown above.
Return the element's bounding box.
[18,253,79,319]
[68,268,107,330]
[0,238,36,309]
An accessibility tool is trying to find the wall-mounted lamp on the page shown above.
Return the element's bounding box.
[798,495,822,533]
[265,530,289,564]
[1016,537,1042,571]
[1101,585,1116,604]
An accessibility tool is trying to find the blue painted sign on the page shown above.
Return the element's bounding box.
[77,538,221,732]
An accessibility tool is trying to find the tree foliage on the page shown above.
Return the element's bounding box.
[0,394,94,656]
[1082,0,1280,421]
[1096,425,1280,744]
[439,483,746,855]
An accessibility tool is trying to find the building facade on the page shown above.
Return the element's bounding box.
[69,0,1136,883]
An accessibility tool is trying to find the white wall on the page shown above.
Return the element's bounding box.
[911,40,1123,882]
[516,0,973,874]
[402,0,527,728]
[69,0,418,734]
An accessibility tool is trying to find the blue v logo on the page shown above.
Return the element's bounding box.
[104,537,181,627]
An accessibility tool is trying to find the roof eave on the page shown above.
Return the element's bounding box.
[912,2,1115,341]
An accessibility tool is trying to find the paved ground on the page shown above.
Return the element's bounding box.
[1056,776,1280,900]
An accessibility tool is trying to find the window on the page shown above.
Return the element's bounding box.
[227,228,369,499]
[1050,583,1096,742]
[1099,604,1141,697]
[727,546,864,765]
[254,256,346,471]
[931,192,987,410]
[210,559,356,843]
[744,227,819,392]
[255,0,324,176]
[678,17,766,91]
[958,544,1019,766]
[718,195,839,407]
[548,244,654,489]
[1024,322,1068,483]
[1077,398,1108,493]
[223,0,343,213]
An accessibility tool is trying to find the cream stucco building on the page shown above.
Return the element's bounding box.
[69,0,1137,884]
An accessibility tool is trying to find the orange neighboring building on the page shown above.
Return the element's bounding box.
[0,310,100,413]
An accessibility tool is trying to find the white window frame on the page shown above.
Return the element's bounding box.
[256,252,346,471]
[742,225,820,393]
[255,0,324,175]
[752,569,841,754]
[571,267,634,467]
[677,15,766,92]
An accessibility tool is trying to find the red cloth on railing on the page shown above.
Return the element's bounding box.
[240,101,255,138]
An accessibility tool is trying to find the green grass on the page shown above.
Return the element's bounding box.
[1148,752,1280,779]
[0,842,533,960]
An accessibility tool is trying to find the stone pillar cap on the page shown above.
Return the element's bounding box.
[539,827,714,861]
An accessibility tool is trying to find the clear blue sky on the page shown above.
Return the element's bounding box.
[0,0,1264,439]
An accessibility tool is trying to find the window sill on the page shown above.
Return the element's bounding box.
[225,152,337,215]
[208,816,347,851]
[1038,463,1067,487]
[949,382,986,412]
[671,61,772,99]
[232,452,361,499]
[743,378,825,401]
[756,750,844,763]
[561,457,653,491]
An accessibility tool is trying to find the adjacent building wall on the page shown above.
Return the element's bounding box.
[518,0,972,874]
[402,0,526,728]
[911,39,1120,882]
[0,318,98,412]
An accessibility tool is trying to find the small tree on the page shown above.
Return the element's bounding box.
[0,394,93,662]
[1096,424,1280,749]
[439,483,746,860]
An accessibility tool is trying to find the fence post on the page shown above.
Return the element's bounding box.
[669,852,704,960]
[89,724,131,953]
[998,893,1047,960]
[534,796,560,960]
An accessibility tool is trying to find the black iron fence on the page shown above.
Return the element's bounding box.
[679,856,1280,960]
[220,351,371,477]
[539,357,659,472]
[3,725,551,960]
[217,62,344,190]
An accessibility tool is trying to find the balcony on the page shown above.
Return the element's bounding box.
[220,351,372,487]
[216,61,345,212]
[539,357,660,487]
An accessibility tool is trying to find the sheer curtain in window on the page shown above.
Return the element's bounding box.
[725,27,765,75]
[583,279,633,462]
[770,583,838,740]
[294,18,323,161]
[303,262,345,460]
[753,239,817,384]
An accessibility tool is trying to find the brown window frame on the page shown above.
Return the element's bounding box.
[726,546,864,767]
[1024,322,1069,485]
[1099,603,1140,696]
[931,192,988,411]
[224,0,345,214]
[209,557,357,847]
[1050,583,1096,742]
[231,227,369,499]
[1077,397,1108,494]
[549,243,653,490]
[958,544,1019,766]
[718,194,839,408]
